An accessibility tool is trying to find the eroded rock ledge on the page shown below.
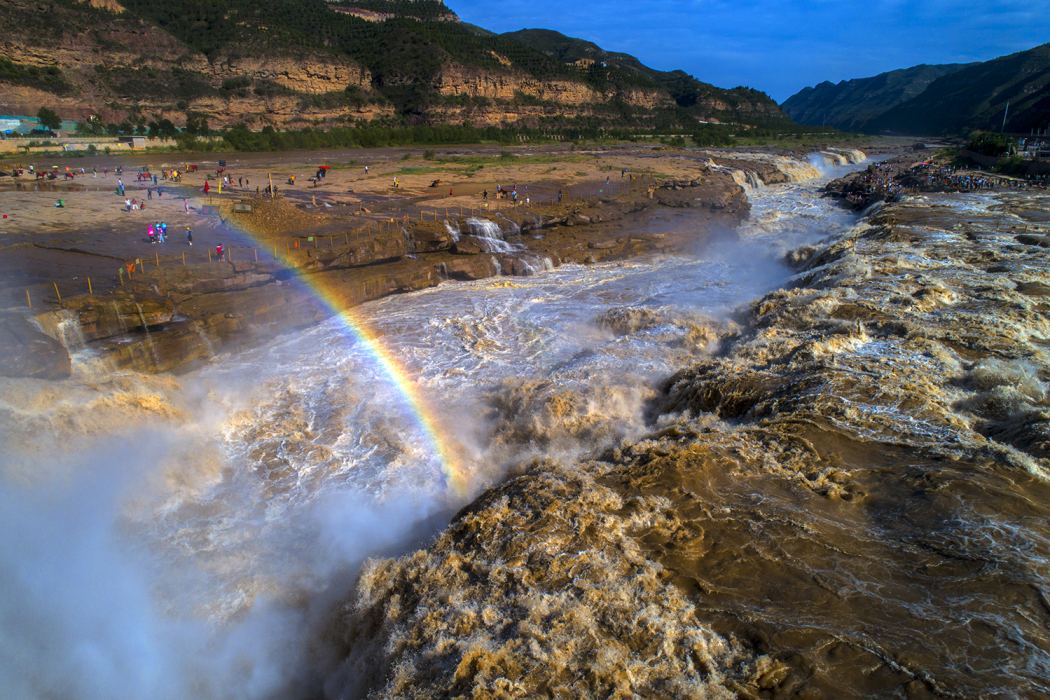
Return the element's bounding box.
[10,169,751,377]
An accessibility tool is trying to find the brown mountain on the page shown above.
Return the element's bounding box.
[0,0,787,133]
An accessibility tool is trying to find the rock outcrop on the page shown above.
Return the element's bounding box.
[11,172,749,377]
[0,311,71,379]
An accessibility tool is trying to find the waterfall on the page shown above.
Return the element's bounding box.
[466,217,504,240]
[706,161,760,190]
[825,147,866,164]
[465,217,522,253]
[32,309,84,351]
[444,220,461,243]
[515,253,554,276]
[55,316,86,351]
[472,236,520,254]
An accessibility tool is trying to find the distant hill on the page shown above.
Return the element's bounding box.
[782,63,970,131]
[503,28,790,127]
[865,43,1050,136]
[783,43,1050,136]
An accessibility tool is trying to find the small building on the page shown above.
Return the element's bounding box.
[119,136,146,149]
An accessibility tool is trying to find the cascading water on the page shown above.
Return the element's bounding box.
[5,152,1047,699]
[442,220,462,242]
[462,217,522,253]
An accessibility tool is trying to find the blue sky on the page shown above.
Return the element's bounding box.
[451,0,1050,102]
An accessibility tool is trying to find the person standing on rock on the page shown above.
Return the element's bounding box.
[186,227,193,246]
[217,244,224,261]
[204,181,210,195]
[148,224,155,244]
[558,190,562,203]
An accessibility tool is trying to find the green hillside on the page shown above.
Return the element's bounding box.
[782,63,970,131]
[0,0,813,140]
[502,28,791,126]
[865,43,1050,136]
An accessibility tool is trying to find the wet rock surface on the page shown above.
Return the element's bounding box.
[0,311,71,379]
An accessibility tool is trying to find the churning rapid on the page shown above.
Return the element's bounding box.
[3,154,1049,699]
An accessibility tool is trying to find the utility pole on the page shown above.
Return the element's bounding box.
[1002,101,1010,133]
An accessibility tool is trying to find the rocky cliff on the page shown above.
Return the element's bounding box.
[0,0,782,133]
[0,0,387,127]
[435,65,671,109]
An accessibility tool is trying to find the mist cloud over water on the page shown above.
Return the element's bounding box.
[0,417,454,700]
[0,447,211,700]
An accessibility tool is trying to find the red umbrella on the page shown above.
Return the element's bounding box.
[319,165,331,170]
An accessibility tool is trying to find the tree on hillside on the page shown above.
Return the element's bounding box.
[967,131,1014,157]
[37,106,61,131]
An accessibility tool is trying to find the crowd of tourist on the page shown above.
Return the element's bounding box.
[834,159,1049,210]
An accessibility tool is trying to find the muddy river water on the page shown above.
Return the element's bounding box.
[1,159,1048,699]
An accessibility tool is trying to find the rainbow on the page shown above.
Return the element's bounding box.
[220,221,469,498]
[301,275,469,497]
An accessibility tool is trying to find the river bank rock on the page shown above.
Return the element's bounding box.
[441,256,501,280]
[301,231,410,271]
[29,163,762,376]
[451,237,485,255]
[656,171,750,218]
[408,222,455,253]
[0,311,71,379]
[59,291,176,342]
